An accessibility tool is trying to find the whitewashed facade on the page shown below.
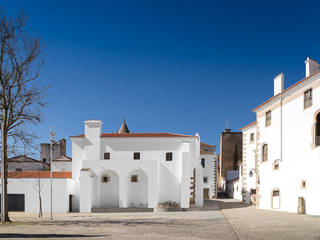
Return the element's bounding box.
[242,57,320,215]
[240,122,257,204]
[200,150,217,199]
[70,120,204,212]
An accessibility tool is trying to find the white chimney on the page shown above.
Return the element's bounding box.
[274,73,284,96]
[305,57,319,77]
[84,120,102,160]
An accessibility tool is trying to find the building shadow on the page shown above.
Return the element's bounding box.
[0,233,105,238]
[214,199,251,210]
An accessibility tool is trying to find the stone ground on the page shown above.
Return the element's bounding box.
[0,199,319,240]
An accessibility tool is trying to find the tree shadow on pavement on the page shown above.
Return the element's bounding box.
[0,233,105,238]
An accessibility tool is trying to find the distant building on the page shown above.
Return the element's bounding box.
[200,142,218,199]
[219,128,242,192]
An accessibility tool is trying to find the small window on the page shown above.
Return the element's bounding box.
[266,110,271,127]
[273,162,279,170]
[301,180,306,189]
[304,88,312,109]
[272,190,279,197]
[250,133,254,142]
[16,168,22,172]
[42,158,46,163]
[104,152,110,160]
[315,112,320,146]
[133,152,140,160]
[102,174,110,183]
[131,175,138,183]
[166,152,173,161]
[201,158,205,168]
[262,144,268,162]
[203,177,208,183]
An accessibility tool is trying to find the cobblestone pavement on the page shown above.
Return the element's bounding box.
[0,199,319,240]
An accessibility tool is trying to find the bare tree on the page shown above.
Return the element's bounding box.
[33,172,43,218]
[0,10,46,223]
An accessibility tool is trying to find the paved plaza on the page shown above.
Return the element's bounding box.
[0,199,319,240]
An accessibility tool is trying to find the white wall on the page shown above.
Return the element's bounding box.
[255,70,320,215]
[71,124,203,212]
[201,153,217,198]
[241,124,257,204]
[2,178,74,213]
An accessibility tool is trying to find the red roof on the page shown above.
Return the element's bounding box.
[70,133,196,138]
[253,70,320,112]
[1,171,72,179]
[240,121,257,130]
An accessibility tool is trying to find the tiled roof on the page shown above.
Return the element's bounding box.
[70,133,196,138]
[200,142,216,148]
[1,171,72,178]
[240,121,257,130]
[200,149,214,155]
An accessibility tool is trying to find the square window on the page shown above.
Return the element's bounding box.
[131,175,138,183]
[133,152,140,160]
[102,175,110,183]
[201,158,205,168]
[166,152,173,161]
[304,89,312,109]
[273,163,279,170]
[104,152,110,160]
[203,177,208,183]
[266,110,271,127]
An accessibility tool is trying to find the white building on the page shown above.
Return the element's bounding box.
[241,57,320,215]
[200,142,218,199]
[240,121,257,204]
[70,120,204,212]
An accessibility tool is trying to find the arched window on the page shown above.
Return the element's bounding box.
[262,144,268,162]
[102,174,110,183]
[316,113,320,146]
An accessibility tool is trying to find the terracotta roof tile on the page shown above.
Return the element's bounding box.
[70,133,196,138]
[2,171,72,178]
[240,121,257,130]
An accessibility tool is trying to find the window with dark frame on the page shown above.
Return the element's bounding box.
[203,177,208,183]
[166,152,173,161]
[102,174,110,183]
[315,112,320,146]
[272,190,279,197]
[266,110,271,127]
[250,133,254,142]
[131,175,138,183]
[262,144,268,162]
[304,88,312,109]
[104,152,110,160]
[301,180,306,189]
[133,152,140,160]
[16,168,22,172]
[273,162,279,170]
[201,158,205,168]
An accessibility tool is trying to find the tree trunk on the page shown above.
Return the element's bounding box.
[2,131,11,223]
[38,196,42,218]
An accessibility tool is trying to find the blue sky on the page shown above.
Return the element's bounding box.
[2,0,320,156]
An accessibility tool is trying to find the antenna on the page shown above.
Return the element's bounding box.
[226,120,229,129]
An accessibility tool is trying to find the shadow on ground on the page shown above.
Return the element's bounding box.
[0,233,105,238]
[214,199,251,210]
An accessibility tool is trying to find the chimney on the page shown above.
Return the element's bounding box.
[305,57,319,78]
[84,120,102,160]
[274,73,284,96]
